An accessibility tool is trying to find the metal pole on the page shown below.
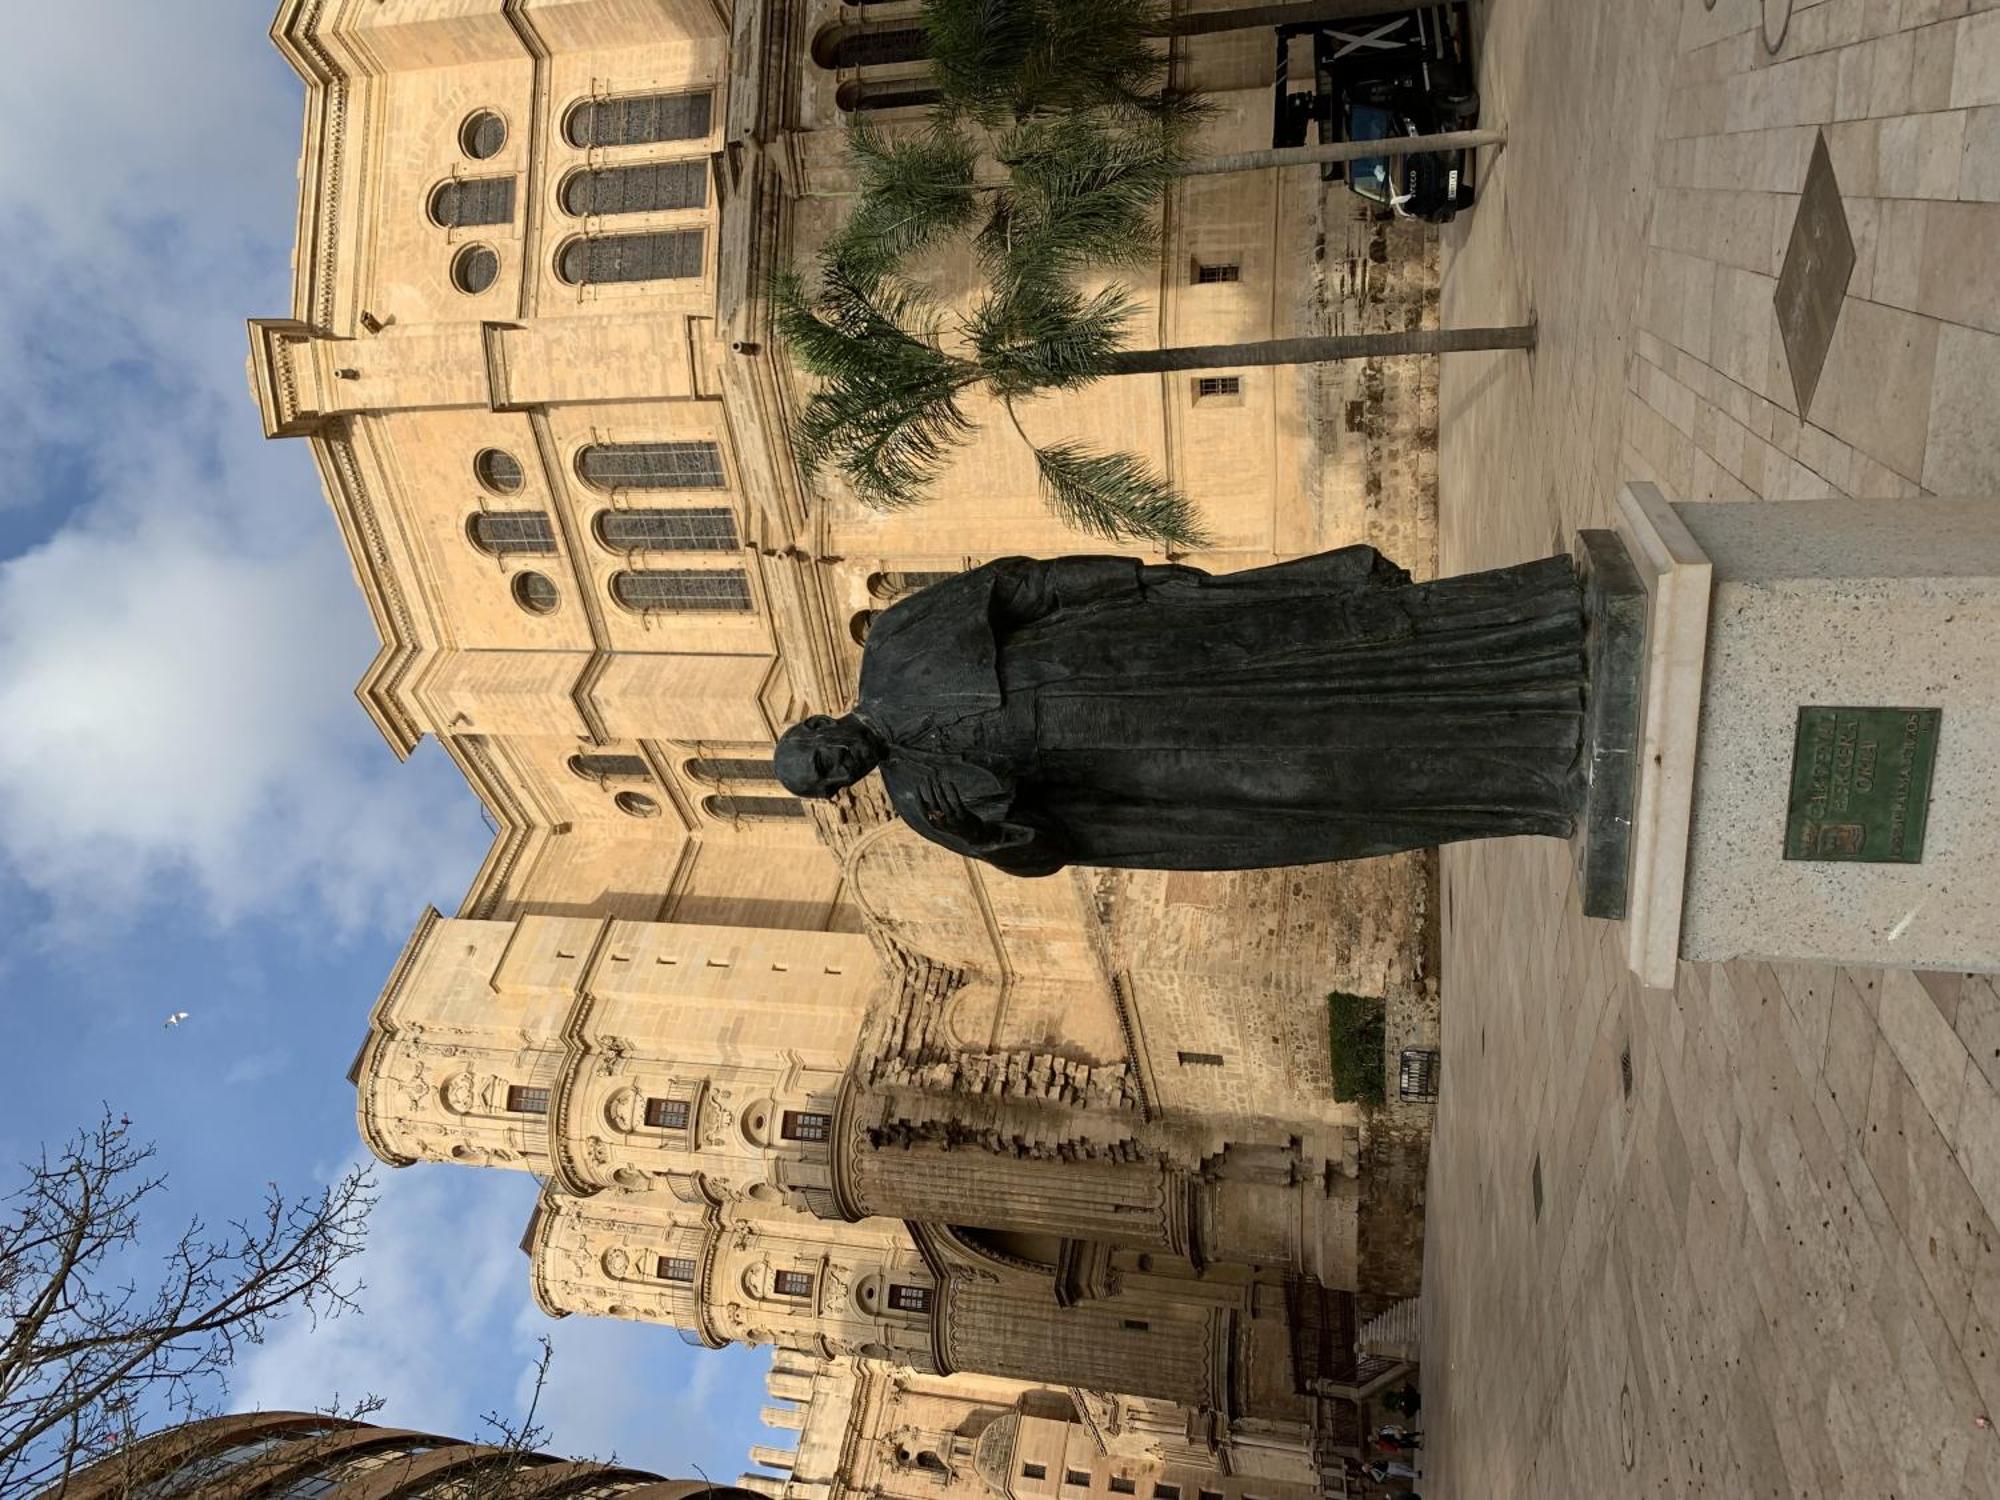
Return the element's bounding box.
[1177,129,1507,176]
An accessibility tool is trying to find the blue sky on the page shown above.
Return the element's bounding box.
[0,0,772,1477]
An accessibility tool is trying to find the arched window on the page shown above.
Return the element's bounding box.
[867,570,957,600]
[460,110,507,159]
[430,177,516,228]
[570,753,651,780]
[561,162,708,217]
[705,795,806,821]
[564,92,713,148]
[578,442,724,490]
[812,25,933,70]
[836,80,945,114]
[557,230,705,285]
[685,757,776,783]
[474,448,524,493]
[469,511,556,557]
[610,569,752,612]
[851,610,878,644]
[452,244,500,293]
[513,572,559,614]
[595,506,738,552]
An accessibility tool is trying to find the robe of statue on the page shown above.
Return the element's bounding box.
[850,547,1585,877]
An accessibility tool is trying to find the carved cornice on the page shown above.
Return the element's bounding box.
[354,907,444,1167]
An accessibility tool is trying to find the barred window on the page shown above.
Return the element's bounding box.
[452,244,500,293]
[562,161,708,217]
[460,110,507,159]
[570,753,651,780]
[814,25,932,69]
[512,572,559,614]
[506,1085,549,1115]
[781,1110,831,1142]
[1194,262,1241,283]
[867,570,956,600]
[836,80,945,113]
[657,1255,697,1283]
[773,1269,814,1299]
[431,177,516,228]
[564,91,713,148]
[611,569,752,613]
[558,229,705,285]
[1023,1466,1048,1482]
[474,448,524,493]
[596,506,738,551]
[1065,1473,1091,1489]
[468,511,555,557]
[887,1283,932,1313]
[645,1097,690,1129]
[707,795,806,821]
[1108,1481,1136,1495]
[685,757,775,783]
[579,441,725,490]
[1194,376,1241,399]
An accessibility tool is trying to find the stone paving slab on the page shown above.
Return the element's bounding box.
[1421,0,2000,1494]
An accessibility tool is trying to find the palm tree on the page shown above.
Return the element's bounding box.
[776,122,1529,547]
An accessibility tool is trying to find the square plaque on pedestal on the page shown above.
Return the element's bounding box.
[1783,706,1940,863]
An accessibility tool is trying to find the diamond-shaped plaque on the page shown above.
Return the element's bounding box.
[1775,131,1856,417]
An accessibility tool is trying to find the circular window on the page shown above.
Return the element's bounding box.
[460,110,507,159]
[615,791,661,819]
[452,244,500,295]
[512,571,559,614]
[474,448,523,493]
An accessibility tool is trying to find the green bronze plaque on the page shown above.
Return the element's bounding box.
[1784,706,1941,863]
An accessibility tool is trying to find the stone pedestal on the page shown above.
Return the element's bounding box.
[1608,484,2000,985]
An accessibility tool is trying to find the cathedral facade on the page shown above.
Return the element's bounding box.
[251,1,1439,1494]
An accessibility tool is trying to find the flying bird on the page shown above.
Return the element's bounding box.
[163,1011,189,1028]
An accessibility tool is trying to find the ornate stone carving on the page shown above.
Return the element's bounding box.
[443,1071,477,1115]
[602,1247,630,1280]
[605,1087,641,1133]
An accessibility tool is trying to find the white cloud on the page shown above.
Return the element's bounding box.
[237,1164,773,1476]
[222,1047,292,1088]
[235,1163,541,1433]
[0,1,489,931]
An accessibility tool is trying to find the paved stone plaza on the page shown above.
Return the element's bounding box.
[1421,0,2000,1494]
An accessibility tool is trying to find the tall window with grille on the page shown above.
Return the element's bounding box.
[569,753,651,780]
[558,230,705,286]
[867,569,958,600]
[706,795,805,821]
[595,506,738,553]
[565,92,713,148]
[505,1085,549,1115]
[686,756,776,784]
[610,569,752,613]
[468,511,556,557]
[815,25,932,68]
[657,1254,697,1284]
[562,161,708,217]
[431,177,516,228]
[773,1269,815,1299]
[644,1097,690,1130]
[578,441,725,490]
[781,1110,831,1142]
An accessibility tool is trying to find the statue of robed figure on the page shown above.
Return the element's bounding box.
[774,548,1587,877]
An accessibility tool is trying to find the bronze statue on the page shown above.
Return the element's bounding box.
[775,548,1586,876]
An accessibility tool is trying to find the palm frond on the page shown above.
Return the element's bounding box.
[769,265,981,508]
[1028,438,1209,546]
[827,121,982,281]
[921,0,1182,125]
[968,282,1136,396]
[981,114,1183,296]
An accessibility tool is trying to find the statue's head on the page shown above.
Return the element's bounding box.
[774,713,885,799]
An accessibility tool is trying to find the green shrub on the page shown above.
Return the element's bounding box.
[1327,991,1387,1107]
